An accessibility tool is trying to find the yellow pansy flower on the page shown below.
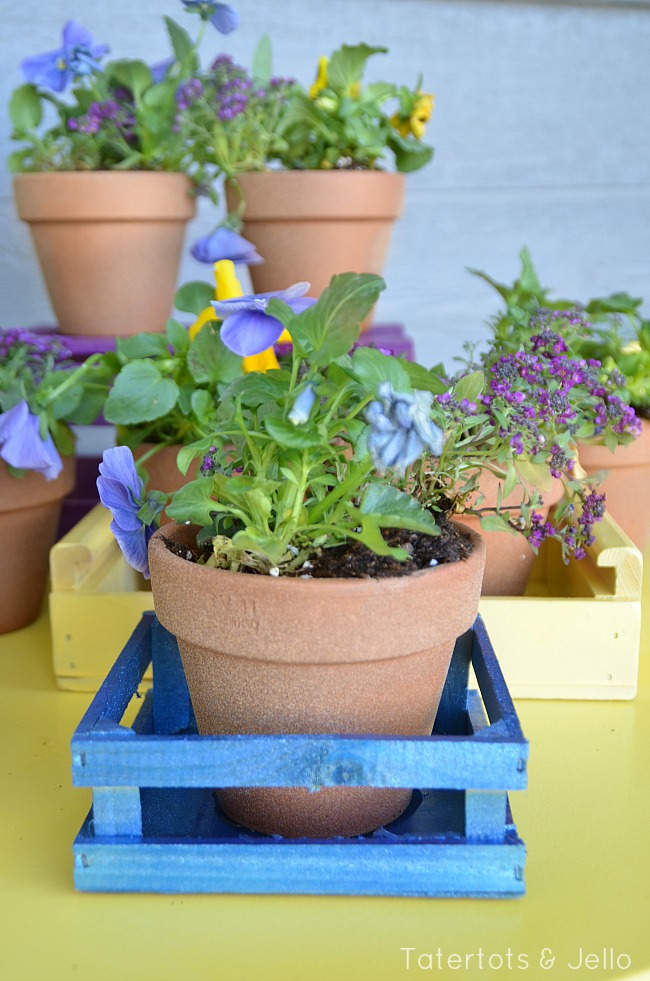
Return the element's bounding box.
[213,259,290,374]
[410,92,434,140]
[309,56,329,99]
[391,91,435,141]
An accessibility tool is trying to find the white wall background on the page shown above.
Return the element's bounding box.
[1,0,649,370]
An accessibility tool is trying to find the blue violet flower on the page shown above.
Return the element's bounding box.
[21,20,108,92]
[366,382,444,474]
[96,446,163,579]
[0,401,63,479]
[191,226,263,266]
[214,283,315,356]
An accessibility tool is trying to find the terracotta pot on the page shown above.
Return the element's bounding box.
[578,419,650,552]
[225,170,405,328]
[13,172,196,336]
[149,521,486,838]
[457,470,565,596]
[0,456,75,633]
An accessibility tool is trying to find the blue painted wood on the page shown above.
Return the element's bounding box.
[465,790,508,843]
[434,627,471,735]
[72,832,526,897]
[91,787,142,837]
[150,617,193,735]
[73,731,527,791]
[70,613,528,897]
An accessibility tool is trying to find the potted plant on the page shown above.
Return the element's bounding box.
[8,2,239,335]
[471,247,650,551]
[96,270,638,838]
[0,329,109,632]
[184,40,434,312]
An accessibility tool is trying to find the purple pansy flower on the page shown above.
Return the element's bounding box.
[191,227,263,266]
[180,1,240,33]
[97,446,161,579]
[21,20,109,93]
[214,283,316,357]
[0,401,63,480]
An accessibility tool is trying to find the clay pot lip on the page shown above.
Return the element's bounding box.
[0,453,76,513]
[13,171,196,222]
[225,169,405,221]
[578,418,650,468]
[149,519,485,593]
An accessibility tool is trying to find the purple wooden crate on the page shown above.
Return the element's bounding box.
[25,324,416,361]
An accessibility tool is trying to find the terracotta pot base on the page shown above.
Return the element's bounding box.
[217,786,413,839]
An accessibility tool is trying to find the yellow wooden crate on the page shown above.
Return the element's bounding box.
[49,504,642,697]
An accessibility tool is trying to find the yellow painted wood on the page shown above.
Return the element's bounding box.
[480,512,643,699]
[49,505,644,698]
[1,558,649,980]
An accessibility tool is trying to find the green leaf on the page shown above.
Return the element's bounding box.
[107,59,153,103]
[515,460,554,493]
[356,515,411,561]
[164,17,196,66]
[452,370,484,404]
[251,34,272,84]
[388,130,434,174]
[115,333,170,361]
[264,415,323,449]
[190,389,218,427]
[177,437,214,475]
[166,477,215,526]
[360,483,439,535]
[174,280,216,316]
[586,292,643,316]
[104,361,180,424]
[187,324,241,386]
[513,246,543,295]
[480,514,518,535]
[402,361,449,395]
[502,462,519,500]
[288,273,386,365]
[166,318,190,355]
[348,345,411,394]
[230,529,287,566]
[220,371,289,408]
[9,83,42,130]
[327,43,387,91]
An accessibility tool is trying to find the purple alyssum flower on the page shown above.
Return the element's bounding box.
[96,447,163,579]
[180,1,240,33]
[191,226,263,266]
[366,382,444,475]
[215,283,315,357]
[0,401,63,480]
[21,20,108,92]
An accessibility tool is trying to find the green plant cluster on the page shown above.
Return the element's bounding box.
[470,247,650,417]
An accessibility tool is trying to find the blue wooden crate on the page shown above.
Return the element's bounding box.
[71,614,528,897]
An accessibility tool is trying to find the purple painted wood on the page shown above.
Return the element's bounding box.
[25,324,415,362]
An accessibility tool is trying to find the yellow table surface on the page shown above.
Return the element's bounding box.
[1,576,649,981]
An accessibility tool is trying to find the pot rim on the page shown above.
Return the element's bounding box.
[149,519,484,591]
[148,520,486,664]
